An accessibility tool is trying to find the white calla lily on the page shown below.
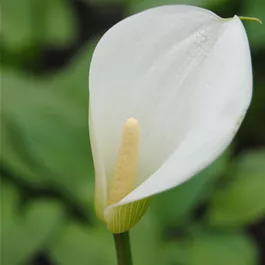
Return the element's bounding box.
[89,5,252,233]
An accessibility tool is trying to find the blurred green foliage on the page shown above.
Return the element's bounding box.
[0,0,265,265]
[208,151,265,227]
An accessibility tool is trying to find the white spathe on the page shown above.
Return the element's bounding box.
[89,5,252,224]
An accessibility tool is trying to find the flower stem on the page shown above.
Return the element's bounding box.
[113,232,133,265]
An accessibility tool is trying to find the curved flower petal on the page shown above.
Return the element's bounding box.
[89,110,107,221]
[89,5,252,215]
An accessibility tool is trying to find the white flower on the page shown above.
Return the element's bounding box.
[89,5,252,233]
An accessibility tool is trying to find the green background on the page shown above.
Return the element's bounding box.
[1,0,265,264]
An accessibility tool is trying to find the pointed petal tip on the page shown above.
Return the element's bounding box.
[238,16,262,24]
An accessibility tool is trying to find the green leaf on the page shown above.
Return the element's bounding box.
[187,231,258,265]
[0,72,48,183]
[86,0,125,4]
[44,0,77,46]
[1,114,40,183]
[50,209,164,265]
[237,81,265,148]
[151,151,230,226]
[13,98,93,203]
[50,39,98,104]
[131,211,160,265]
[1,42,97,210]
[50,223,115,265]
[126,0,230,15]
[234,149,265,174]
[0,181,20,232]
[241,0,265,50]
[0,0,33,51]
[208,149,265,227]
[51,210,162,265]
[0,0,77,56]
[158,240,191,265]
[1,199,64,265]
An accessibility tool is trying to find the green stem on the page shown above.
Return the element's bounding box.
[113,232,133,265]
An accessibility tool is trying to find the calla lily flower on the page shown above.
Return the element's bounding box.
[89,5,252,233]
